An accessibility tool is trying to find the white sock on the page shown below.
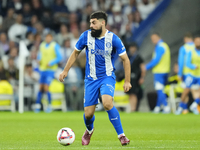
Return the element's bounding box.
[177,107,183,111]
[191,102,198,108]
[35,104,41,109]
[118,133,125,138]
[86,128,94,134]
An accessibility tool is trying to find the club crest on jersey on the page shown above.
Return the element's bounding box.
[106,42,111,48]
[91,49,109,57]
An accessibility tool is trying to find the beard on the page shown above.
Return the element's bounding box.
[91,26,102,37]
[196,46,200,50]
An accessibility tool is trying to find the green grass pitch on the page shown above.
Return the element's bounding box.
[0,111,200,150]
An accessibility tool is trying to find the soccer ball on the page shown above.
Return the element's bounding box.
[57,127,75,146]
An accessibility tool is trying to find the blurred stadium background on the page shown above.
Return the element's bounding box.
[0,0,200,113]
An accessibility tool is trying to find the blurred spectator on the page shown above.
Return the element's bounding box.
[133,11,142,26]
[32,33,42,51]
[137,0,156,20]
[22,3,33,26]
[55,24,73,46]
[11,0,23,14]
[6,56,19,104]
[24,64,40,85]
[40,9,54,29]
[0,33,9,56]
[6,57,19,83]
[30,15,39,27]
[164,62,184,99]
[2,47,19,69]
[1,8,15,32]
[64,0,83,12]
[41,0,54,8]
[108,4,128,31]
[8,41,17,53]
[60,39,73,68]
[0,61,8,80]
[24,32,34,50]
[95,0,107,11]
[123,0,137,15]
[29,50,40,72]
[70,28,80,49]
[112,27,120,37]
[121,23,133,47]
[31,0,43,19]
[8,14,28,42]
[69,13,79,32]
[80,21,88,34]
[126,43,145,112]
[65,61,83,110]
[33,22,54,39]
[130,11,142,35]
[52,0,69,25]
[82,3,94,23]
[33,22,44,36]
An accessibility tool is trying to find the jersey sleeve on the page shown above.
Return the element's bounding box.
[145,46,165,70]
[177,46,185,77]
[49,43,62,66]
[75,31,87,51]
[112,34,126,56]
[186,51,196,69]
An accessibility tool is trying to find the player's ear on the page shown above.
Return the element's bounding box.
[100,19,105,26]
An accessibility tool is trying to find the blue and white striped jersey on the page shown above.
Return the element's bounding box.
[75,30,126,80]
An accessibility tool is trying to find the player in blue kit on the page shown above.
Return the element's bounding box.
[185,36,200,115]
[59,11,131,146]
[35,33,62,113]
[145,33,171,113]
[175,33,195,115]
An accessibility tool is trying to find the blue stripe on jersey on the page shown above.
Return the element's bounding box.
[75,29,126,80]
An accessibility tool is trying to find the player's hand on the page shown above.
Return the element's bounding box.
[123,81,132,92]
[59,71,68,82]
[196,66,198,69]
[178,76,182,81]
[138,77,144,85]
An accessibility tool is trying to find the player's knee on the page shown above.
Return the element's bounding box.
[84,112,94,120]
[103,102,113,111]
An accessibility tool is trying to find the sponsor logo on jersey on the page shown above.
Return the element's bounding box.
[91,49,110,57]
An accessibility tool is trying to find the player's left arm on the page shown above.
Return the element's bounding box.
[48,43,62,66]
[120,53,132,92]
[113,35,132,92]
[186,51,197,69]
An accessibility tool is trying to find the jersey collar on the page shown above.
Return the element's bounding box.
[186,42,194,45]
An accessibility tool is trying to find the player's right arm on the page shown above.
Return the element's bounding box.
[59,49,81,82]
[59,31,87,82]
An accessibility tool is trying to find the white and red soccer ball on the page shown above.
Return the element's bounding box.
[57,127,75,146]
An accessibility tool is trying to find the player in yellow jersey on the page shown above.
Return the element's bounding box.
[185,36,200,115]
[35,33,62,113]
[175,33,195,115]
[145,33,171,113]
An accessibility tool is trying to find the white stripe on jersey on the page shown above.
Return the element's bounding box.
[87,31,97,80]
[105,32,113,76]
